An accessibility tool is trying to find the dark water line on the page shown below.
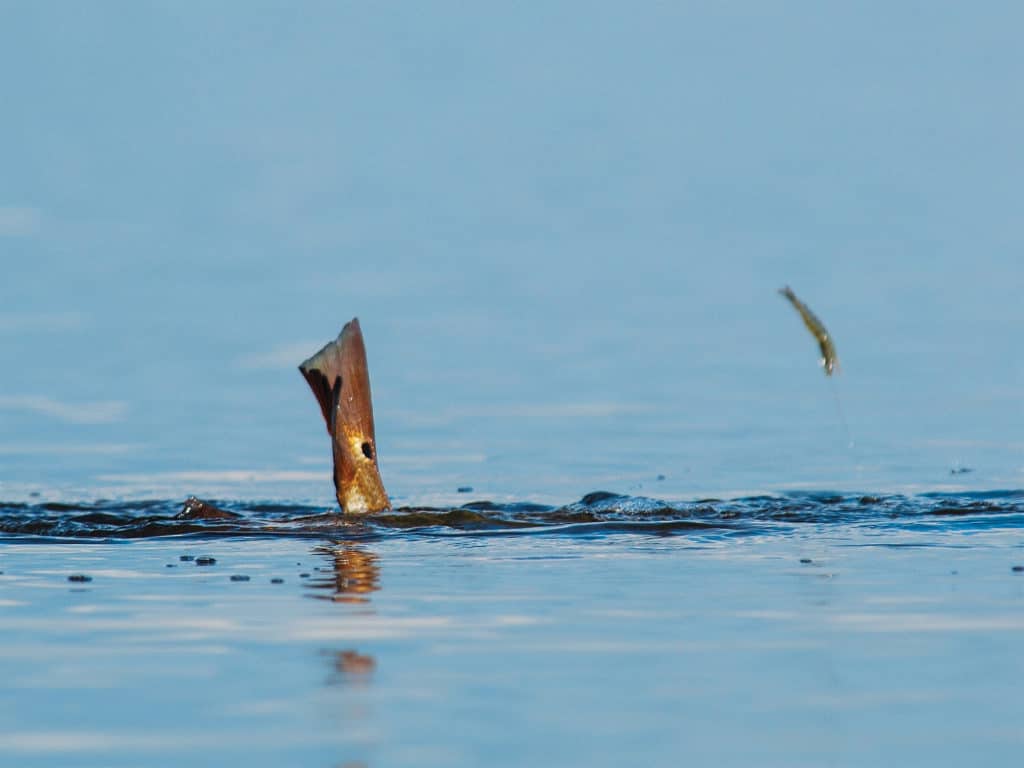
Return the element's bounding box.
[411,518,742,539]
[2,490,1024,543]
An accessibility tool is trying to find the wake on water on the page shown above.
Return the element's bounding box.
[3,490,1024,541]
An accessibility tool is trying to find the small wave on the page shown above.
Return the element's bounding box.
[2,490,1024,542]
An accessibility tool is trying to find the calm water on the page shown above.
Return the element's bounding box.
[3,3,1024,766]
[2,495,1024,767]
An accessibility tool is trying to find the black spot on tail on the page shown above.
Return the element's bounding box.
[361,442,373,459]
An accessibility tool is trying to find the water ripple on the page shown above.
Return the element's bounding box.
[2,490,1023,542]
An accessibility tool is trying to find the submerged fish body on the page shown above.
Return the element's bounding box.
[299,318,391,514]
[778,285,839,376]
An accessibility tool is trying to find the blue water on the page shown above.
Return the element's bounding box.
[2,498,1024,767]
[2,3,1024,766]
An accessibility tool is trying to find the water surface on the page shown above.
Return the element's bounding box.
[2,493,1024,767]
[2,3,1024,766]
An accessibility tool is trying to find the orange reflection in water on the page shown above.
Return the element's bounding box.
[325,649,376,687]
[307,542,381,603]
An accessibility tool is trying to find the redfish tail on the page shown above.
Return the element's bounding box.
[299,319,391,514]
